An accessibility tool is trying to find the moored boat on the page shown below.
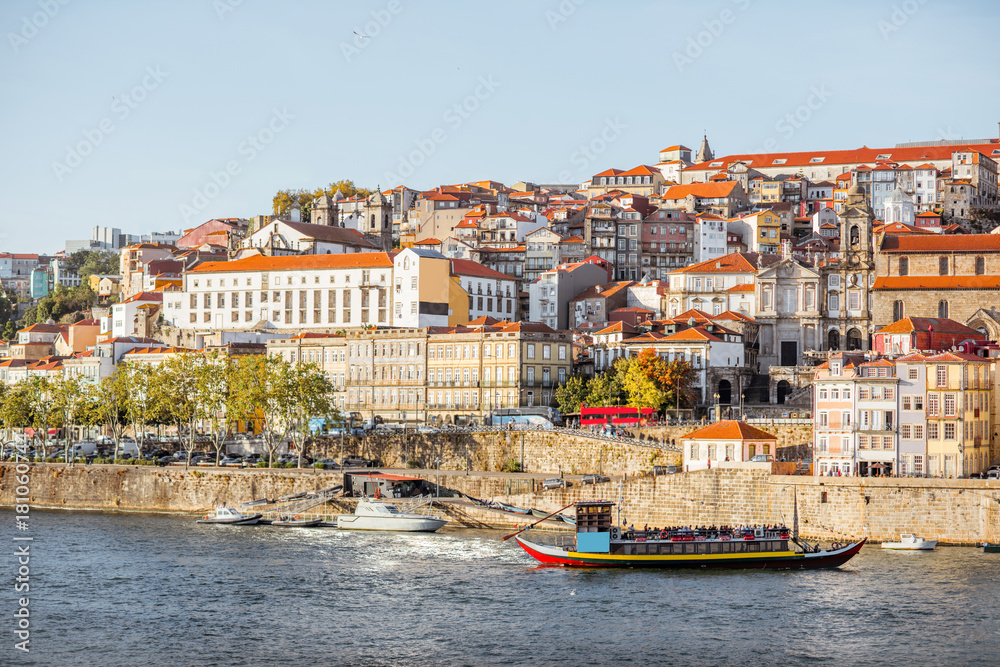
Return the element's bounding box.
[512,500,865,569]
[336,499,447,532]
[881,533,937,550]
[495,501,531,515]
[270,515,322,528]
[983,543,1000,553]
[197,506,262,525]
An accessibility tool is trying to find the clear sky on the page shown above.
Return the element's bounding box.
[2,0,998,253]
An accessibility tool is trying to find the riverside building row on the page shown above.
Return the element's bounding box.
[813,351,994,478]
[266,320,572,425]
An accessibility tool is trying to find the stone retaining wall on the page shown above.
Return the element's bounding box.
[4,464,998,544]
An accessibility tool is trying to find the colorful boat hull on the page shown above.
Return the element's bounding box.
[515,535,866,569]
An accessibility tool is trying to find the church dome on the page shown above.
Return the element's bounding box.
[333,190,346,202]
[848,184,865,196]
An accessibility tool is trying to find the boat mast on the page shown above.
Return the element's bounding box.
[617,478,623,527]
[793,486,799,541]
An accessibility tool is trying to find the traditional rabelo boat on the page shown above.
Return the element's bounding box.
[511,500,865,569]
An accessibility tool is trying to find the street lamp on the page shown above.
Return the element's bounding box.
[434,456,442,498]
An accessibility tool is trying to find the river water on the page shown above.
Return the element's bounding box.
[3,509,999,666]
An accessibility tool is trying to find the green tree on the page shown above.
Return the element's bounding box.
[585,373,612,407]
[285,362,337,468]
[24,377,58,460]
[196,352,241,466]
[554,374,589,414]
[51,375,94,465]
[156,354,202,468]
[93,375,128,459]
[0,382,32,446]
[65,250,119,282]
[230,355,292,467]
[117,362,161,458]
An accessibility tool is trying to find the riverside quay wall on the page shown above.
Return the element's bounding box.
[307,424,812,475]
[488,470,1000,545]
[2,465,999,544]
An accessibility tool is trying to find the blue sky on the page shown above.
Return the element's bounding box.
[2,0,998,253]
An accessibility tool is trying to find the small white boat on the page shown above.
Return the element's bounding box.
[881,533,937,550]
[336,499,447,532]
[197,506,262,525]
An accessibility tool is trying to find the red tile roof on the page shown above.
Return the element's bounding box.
[593,321,638,335]
[880,234,1000,253]
[687,142,1000,172]
[189,252,394,274]
[449,258,512,281]
[671,252,776,274]
[873,276,1000,290]
[875,317,983,336]
[683,420,776,441]
[662,327,723,342]
[662,182,740,201]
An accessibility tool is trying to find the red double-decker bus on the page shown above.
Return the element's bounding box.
[580,405,657,426]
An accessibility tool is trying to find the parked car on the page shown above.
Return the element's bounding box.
[581,474,610,485]
[652,465,678,476]
[988,470,1000,480]
[315,459,340,469]
[541,478,572,490]
[416,426,439,434]
[219,457,243,467]
[750,454,775,463]
[156,456,173,467]
[340,456,375,467]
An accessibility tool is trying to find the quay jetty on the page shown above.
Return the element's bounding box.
[2,463,999,545]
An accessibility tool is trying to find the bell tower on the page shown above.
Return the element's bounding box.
[824,184,875,352]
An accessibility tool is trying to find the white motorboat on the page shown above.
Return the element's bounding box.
[881,533,937,550]
[336,499,447,532]
[197,506,262,525]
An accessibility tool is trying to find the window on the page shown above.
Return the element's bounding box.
[902,396,911,410]
[938,301,948,319]
[944,422,956,440]
[976,256,985,275]
[690,444,699,460]
[901,424,911,439]
[913,396,923,410]
[936,366,947,387]
[944,393,956,416]
[908,368,918,380]
[939,256,948,275]
[892,300,904,322]
[928,394,939,416]
[527,344,535,359]
[913,424,923,440]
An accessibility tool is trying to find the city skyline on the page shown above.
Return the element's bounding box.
[3,0,999,252]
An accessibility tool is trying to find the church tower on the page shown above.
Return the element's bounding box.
[823,184,875,352]
[311,194,339,226]
[364,187,393,252]
[696,133,714,163]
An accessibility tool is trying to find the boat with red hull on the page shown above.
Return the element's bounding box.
[514,500,866,570]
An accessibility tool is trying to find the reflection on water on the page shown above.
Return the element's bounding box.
[4,509,999,666]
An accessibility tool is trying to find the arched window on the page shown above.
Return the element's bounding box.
[828,329,841,351]
[850,225,860,247]
[939,256,948,275]
[892,300,904,322]
[938,301,949,319]
[976,256,985,275]
[847,328,863,351]
[899,257,908,276]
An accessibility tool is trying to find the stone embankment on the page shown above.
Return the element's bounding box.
[3,463,998,544]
